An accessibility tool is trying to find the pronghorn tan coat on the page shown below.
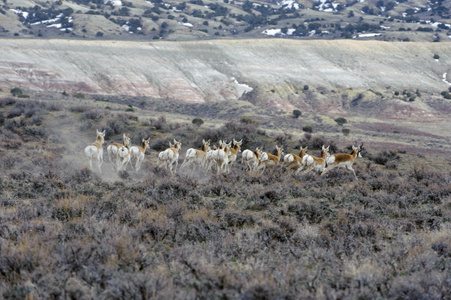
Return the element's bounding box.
[211,140,230,173]
[258,145,284,173]
[284,146,308,173]
[117,139,132,172]
[107,133,131,171]
[323,144,363,179]
[227,139,242,168]
[302,145,330,174]
[181,139,211,170]
[158,139,182,175]
[84,129,105,173]
[241,147,262,172]
[130,137,150,172]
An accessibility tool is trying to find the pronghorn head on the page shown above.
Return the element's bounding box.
[321,145,330,158]
[123,134,131,147]
[201,139,211,152]
[142,137,150,150]
[353,144,363,158]
[201,139,210,152]
[299,146,308,158]
[173,139,182,150]
[233,139,243,152]
[276,145,284,157]
[254,147,261,160]
[96,129,106,144]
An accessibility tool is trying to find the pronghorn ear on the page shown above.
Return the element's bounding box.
[326,146,330,151]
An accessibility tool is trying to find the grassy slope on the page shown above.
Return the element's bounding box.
[0,95,450,298]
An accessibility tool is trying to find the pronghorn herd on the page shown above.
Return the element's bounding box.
[85,130,364,179]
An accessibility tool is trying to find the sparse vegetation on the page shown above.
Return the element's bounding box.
[0,96,450,298]
[74,93,85,99]
[10,87,23,97]
[334,117,347,126]
[293,109,302,118]
[441,91,451,99]
[192,117,204,126]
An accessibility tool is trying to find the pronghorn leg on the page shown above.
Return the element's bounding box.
[302,165,314,174]
[321,166,334,176]
[136,157,142,172]
[180,158,188,169]
[348,166,358,179]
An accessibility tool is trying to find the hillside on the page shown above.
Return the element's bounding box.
[1,38,451,119]
[1,0,450,42]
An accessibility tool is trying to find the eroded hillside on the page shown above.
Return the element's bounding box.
[1,38,450,121]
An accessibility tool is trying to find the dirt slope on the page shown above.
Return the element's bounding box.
[1,38,450,115]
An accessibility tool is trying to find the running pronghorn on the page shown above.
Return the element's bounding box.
[283,146,308,173]
[181,139,211,170]
[130,137,151,172]
[158,139,182,175]
[323,144,363,179]
[107,133,131,170]
[241,147,262,172]
[227,139,242,169]
[84,129,105,173]
[301,145,330,174]
[258,145,284,174]
[205,144,217,171]
[117,137,132,172]
[211,140,230,173]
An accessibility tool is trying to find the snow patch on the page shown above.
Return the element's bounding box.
[442,73,451,86]
[232,77,253,98]
[315,0,342,12]
[180,22,193,28]
[354,33,382,38]
[262,28,295,36]
[104,0,122,6]
[278,0,300,10]
[10,9,29,18]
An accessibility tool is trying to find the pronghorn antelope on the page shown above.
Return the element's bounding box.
[130,137,150,172]
[107,133,131,170]
[283,146,308,173]
[158,139,182,175]
[227,139,242,169]
[258,145,284,173]
[181,139,211,170]
[205,144,217,171]
[84,129,105,173]
[211,140,230,173]
[323,144,363,179]
[241,147,262,172]
[302,145,330,174]
[116,138,132,172]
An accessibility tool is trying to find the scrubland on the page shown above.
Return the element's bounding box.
[0,96,450,299]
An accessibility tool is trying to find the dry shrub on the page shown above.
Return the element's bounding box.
[68,105,91,113]
[0,97,16,107]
